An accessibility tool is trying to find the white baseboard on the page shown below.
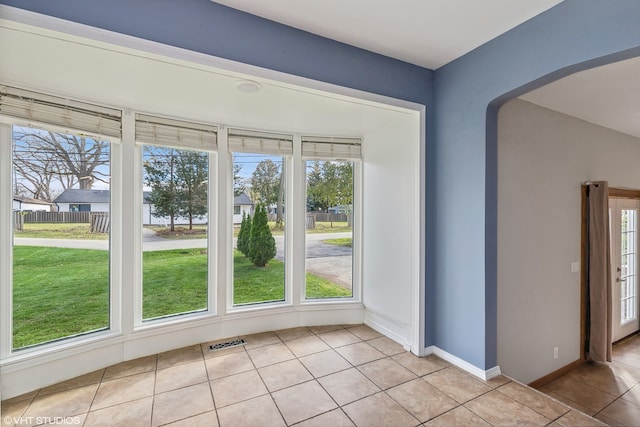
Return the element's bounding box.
[364,309,410,350]
[424,345,502,381]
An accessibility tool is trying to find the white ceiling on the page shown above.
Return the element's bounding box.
[213,0,563,70]
[520,57,640,139]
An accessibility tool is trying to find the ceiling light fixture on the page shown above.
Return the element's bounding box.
[236,80,262,93]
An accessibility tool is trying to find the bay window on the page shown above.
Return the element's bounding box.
[0,85,363,357]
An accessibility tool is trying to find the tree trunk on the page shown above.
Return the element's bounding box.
[276,169,285,228]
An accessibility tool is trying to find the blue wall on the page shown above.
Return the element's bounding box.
[433,0,640,369]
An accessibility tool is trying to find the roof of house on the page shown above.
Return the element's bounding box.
[234,193,253,206]
[13,196,53,205]
[54,189,110,204]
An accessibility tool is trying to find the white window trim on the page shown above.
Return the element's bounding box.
[133,115,219,326]
[226,126,293,308]
[300,159,362,303]
[0,123,14,359]
[1,118,122,357]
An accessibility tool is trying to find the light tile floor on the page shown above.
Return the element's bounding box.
[2,324,604,427]
[539,334,640,426]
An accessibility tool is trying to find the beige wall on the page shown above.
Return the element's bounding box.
[498,99,640,383]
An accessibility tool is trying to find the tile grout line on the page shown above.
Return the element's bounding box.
[201,342,221,427]
[244,334,292,426]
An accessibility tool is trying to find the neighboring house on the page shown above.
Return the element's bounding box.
[141,191,208,226]
[54,189,252,225]
[54,189,110,212]
[141,191,253,225]
[12,196,53,212]
[328,204,351,214]
[233,193,253,224]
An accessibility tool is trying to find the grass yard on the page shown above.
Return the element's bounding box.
[234,221,352,237]
[12,246,109,349]
[14,220,349,242]
[15,222,108,240]
[306,221,352,234]
[231,250,352,304]
[12,246,350,348]
[143,249,208,318]
[145,225,208,240]
[322,237,352,247]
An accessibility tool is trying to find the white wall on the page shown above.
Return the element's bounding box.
[362,116,420,347]
[232,205,252,225]
[17,202,50,211]
[141,203,209,226]
[498,99,640,383]
[56,202,110,212]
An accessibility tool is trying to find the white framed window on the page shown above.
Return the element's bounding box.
[136,114,217,322]
[228,129,293,307]
[0,86,364,361]
[302,136,362,301]
[0,85,121,353]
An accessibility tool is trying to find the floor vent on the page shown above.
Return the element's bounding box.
[209,338,246,351]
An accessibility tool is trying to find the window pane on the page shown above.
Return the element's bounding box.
[142,145,208,319]
[305,160,354,299]
[621,209,638,324]
[12,125,111,349]
[233,153,285,305]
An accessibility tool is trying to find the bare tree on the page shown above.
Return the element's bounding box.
[12,127,110,199]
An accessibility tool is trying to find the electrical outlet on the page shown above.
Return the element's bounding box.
[553,347,559,359]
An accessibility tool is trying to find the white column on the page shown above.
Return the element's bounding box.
[120,110,139,332]
[290,135,304,304]
[0,123,13,360]
[217,126,229,314]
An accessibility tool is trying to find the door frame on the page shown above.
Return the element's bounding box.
[581,186,640,358]
[609,196,640,342]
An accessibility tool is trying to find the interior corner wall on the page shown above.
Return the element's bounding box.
[432,0,640,370]
[497,98,640,383]
[362,116,420,347]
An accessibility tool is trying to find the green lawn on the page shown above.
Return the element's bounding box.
[12,246,350,348]
[143,249,208,318]
[234,221,352,237]
[12,246,109,349]
[322,237,352,247]
[306,221,352,234]
[15,223,108,240]
[15,221,350,241]
[145,225,208,240]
